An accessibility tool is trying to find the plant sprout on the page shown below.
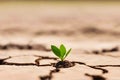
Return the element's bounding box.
[51,44,71,61]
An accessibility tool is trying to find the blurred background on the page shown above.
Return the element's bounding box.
[0,0,120,43]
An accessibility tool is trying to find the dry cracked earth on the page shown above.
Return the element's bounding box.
[0,36,120,80]
[0,2,120,80]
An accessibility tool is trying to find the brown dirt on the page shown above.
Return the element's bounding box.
[53,60,75,68]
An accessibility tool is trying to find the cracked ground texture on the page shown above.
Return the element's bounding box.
[0,1,120,80]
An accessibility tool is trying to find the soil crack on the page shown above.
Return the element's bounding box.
[95,65,120,67]
[0,43,50,51]
[0,55,58,67]
[72,61,108,74]
[91,46,119,54]
[85,73,106,80]
[40,68,60,80]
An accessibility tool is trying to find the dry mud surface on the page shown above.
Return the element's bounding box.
[0,2,120,80]
[0,36,120,80]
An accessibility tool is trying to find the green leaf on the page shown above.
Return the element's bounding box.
[60,44,66,58]
[63,48,72,60]
[51,45,61,58]
[51,44,72,61]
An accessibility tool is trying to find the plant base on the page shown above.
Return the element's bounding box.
[54,60,75,68]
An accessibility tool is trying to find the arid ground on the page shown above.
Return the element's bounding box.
[0,1,120,80]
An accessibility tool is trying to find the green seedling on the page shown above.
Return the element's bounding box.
[51,44,71,61]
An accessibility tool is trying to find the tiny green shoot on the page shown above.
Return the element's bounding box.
[51,44,71,61]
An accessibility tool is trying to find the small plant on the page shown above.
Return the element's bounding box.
[51,44,71,61]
